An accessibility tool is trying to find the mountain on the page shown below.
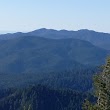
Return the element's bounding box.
[0,28,110,50]
[0,36,108,74]
[29,28,110,50]
[0,30,108,110]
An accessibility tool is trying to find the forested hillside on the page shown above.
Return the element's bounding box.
[0,30,109,110]
[0,85,87,110]
[0,36,108,74]
[0,67,98,92]
[0,0,110,109]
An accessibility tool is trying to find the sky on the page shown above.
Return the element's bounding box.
[0,0,110,33]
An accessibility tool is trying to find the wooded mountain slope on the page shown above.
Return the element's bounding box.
[0,36,108,74]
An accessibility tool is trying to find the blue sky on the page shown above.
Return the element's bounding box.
[0,0,110,33]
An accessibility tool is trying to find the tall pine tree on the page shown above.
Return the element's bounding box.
[83,57,110,110]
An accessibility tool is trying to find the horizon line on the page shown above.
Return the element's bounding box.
[0,28,110,34]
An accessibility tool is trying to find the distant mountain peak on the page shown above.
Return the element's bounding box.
[78,29,95,32]
[0,28,110,50]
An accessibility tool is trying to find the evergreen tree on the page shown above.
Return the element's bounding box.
[83,57,110,110]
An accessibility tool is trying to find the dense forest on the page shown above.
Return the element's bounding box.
[0,29,109,110]
[0,66,99,110]
[0,67,98,92]
[0,0,110,108]
[0,85,87,110]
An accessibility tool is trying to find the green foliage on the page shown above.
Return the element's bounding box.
[83,57,110,110]
[83,99,94,110]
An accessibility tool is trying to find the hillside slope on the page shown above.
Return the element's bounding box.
[0,36,108,74]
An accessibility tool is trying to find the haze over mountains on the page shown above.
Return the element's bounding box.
[0,28,109,109]
[0,35,108,74]
[0,28,110,50]
[0,28,109,89]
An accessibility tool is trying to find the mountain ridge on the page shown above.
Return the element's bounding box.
[0,28,110,50]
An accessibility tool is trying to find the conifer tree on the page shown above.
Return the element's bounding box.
[83,57,110,110]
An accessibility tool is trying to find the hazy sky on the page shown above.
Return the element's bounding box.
[0,0,110,33]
